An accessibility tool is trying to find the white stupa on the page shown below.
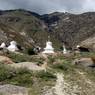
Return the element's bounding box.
[42,37,54,54]
[63,44,67,54]
[76,45,80,49]
[0,42,6,48]
[7,41,18,52]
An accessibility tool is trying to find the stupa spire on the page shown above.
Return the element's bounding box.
[42,36,54,54]
[63,43,67,54]
[48,36,50,41]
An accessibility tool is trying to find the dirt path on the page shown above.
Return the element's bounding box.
[75,70,95,94]
[44,73,65,95]
[53,73,67,95]
[44,73,80,95]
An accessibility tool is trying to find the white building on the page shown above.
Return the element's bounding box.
[42,40,54,54]
[63,44,67,54]
[0,42,6,48]
[7,41,18,52]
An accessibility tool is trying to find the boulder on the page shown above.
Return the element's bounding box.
[0,84,28,95]
[0,56,14,64]
[79,36,95,51]
[10,62,45,71]
[73,58,95,67]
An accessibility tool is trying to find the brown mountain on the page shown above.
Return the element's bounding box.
[0,9,61,50]
[42,12,95,50]
[0,9,95,50]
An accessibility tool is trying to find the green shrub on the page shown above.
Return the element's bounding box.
[0,62,56,88]
[35,71,56,80]
[48,56,55,64]
[51,60,74,73]
[7,52,31,63]
[53,64,67,70]
[0,64,15,81]
[10,69,33,87]
[27,48,36,55]
[30,56,45,64]
[0,63,33,87]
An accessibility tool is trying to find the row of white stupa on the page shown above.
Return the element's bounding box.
[42,40,67,54]
[0,40,67,54]
[0,41,18,52]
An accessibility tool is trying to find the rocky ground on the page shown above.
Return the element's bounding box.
[0,84,28,95]
[43,71,95,95]
[0,52,95,95]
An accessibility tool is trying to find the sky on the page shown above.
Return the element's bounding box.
[0,0,95,14]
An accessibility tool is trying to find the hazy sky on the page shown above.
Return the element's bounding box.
[0,0,95,14]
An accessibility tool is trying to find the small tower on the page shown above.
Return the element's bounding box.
[42,36,54,54]
[7,41,19,52]
[63,44,67,54]
[0,42,6,48]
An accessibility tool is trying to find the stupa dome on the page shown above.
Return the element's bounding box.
[42,41,54,54]
[0,42,6,48]
[7,41,18,52]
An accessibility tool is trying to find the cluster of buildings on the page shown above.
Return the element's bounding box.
[0,39,68,54]
[0,41,18,52]
[0,36,67,54]
[42,40,68,54]
[0,37,89,54]
[0,37,87,54]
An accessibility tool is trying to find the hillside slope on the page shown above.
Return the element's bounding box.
[0,9,95,50]
[0,9,61,49]
[0,53,95,95]
[42,12,95,49]
[0,9,47,48]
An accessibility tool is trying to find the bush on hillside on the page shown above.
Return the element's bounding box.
[0,63,56,87]
[34,71,56,81]
[0,63,33,86]
[27,48,36,55]
[7,52,31,63]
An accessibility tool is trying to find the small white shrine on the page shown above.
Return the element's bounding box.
[7,41,18,52]
[42,37,54,54]
[0,42,6,48]
[63,44,67,54]
[76,45,80,48]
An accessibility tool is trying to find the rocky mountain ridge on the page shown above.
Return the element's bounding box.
[42,12,95,49]
[0,9,95,50]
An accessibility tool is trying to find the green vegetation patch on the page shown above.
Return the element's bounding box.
[0,63,56,88]
[6,52,32,63]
